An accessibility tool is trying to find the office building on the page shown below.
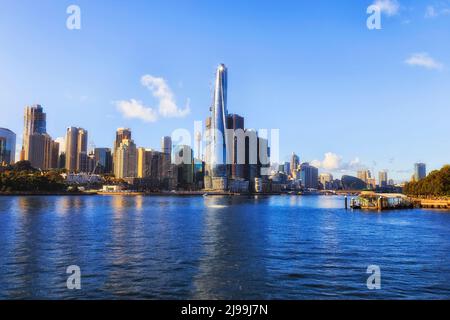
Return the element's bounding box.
[0,128,16,165]
[65,127,88,172]
[174,145,194,188]
[300,162,319,189]
[414,163,427,181]
[21,104,48,165]
[319,173,333,190]
[290,153,299,177]
[115,128,132,150]
[50,140,60,169]
[114,139,137,179]
[160,136,174,187]
[227,113,245,180]
[27,133,53,169]
[137,148,153,178]
[284,162,290,176]
[20,104,47,163]
[94,148,112,173]
[357,170,371,183]
[161,136,172,156]
[208,64,229,189]
[379,171,388,188]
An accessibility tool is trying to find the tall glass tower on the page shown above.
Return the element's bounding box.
[210,63,228,178]
[0,128,16,164]
[414,163,427,181]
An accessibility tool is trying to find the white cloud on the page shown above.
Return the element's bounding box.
[54,137,66,154]
[373,0,400,16]
[115,99,158,123]
[116,75,190,123]
[425,4,450,18]
[141,75,190,118]
[312,152,365,172]
[425,5,438,18]
[405,53,443,70]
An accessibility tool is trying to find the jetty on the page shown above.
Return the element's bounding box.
[413,198,450,209]
[349,192,413,211]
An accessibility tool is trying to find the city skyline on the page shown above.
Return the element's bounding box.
[1,1,449,181]
[0,68,439,184]
[0,84,431,187]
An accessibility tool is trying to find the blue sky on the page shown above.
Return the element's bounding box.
[0,0,449,181]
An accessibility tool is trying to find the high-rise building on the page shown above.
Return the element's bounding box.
[174,145,194,187]
[137,148,153,178]
[114,139,137,179]
[113,128,132,175]
[65,127,88,172]
[300,162,319,189]
[209,64,228,187]
[290,153,300,177]
[0,128,16,165]
[65,127,77,171]
[160,136,173,186]
[366,178,376,190]
[379,171,388,188]
[136,148,164,182]
[115,128,132,150]
[414,163,427,181]
[50,140,60,169]
[22,104,47,163]
[243,129,259,187]
[319,173,333,189]
[58,153,66,169]
[77,152,88,173]
[226,114,244,131]
[153,152,164,181]
[284,162,290,176]
[258,136,270,177]
[194,158,205,190]
[357,170,371,183]
[204,117,213,189]
[94,148,112,173]
[76,128,88,172]
[227,113,245,180]
[27,133,53,169]
[161,136,172,156]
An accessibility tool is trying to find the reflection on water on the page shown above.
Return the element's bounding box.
[0,195,450,299]
[194,196,269,299]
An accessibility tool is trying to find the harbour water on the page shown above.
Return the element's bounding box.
[0,195,449,299]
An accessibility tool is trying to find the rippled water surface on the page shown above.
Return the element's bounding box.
[0,195,450,299]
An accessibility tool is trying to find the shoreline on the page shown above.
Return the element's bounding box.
[0,191,285,197]
[0,191,97,196]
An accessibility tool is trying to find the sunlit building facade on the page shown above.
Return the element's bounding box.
[114,139,137,179]
[65,127,88,172]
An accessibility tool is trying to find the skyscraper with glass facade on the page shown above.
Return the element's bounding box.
[0,128,16,165]
[414,163,427,181]
[205,64,229,190]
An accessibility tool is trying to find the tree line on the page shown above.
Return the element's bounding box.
[403,165,450,198]
[0,161,66,192]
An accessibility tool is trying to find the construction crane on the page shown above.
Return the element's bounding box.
[90,161,101,175]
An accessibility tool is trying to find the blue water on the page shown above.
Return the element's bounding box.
[0,195,449,300]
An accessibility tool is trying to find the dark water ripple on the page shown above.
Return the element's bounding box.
[0,195,450,299]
